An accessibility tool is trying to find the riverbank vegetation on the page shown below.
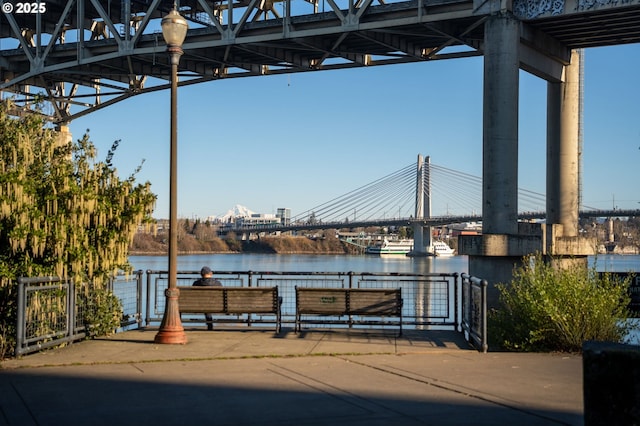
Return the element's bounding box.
[489,253,638,352]
[129,219,366,255]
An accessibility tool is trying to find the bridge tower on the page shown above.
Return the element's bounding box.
[458,9,596,305]
[411,154,433,256]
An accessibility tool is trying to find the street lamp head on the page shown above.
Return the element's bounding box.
[161,8,188,48]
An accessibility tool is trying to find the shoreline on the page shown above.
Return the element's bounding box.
[129,250,352,256]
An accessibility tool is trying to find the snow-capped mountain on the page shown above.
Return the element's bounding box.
[210,204,255,222]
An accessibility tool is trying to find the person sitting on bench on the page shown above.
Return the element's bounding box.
[192,266,221,330]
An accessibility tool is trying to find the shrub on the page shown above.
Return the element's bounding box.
[78,286,123,337]
[489,253,637,352]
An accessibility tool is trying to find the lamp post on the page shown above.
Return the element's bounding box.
[155,7,189,345]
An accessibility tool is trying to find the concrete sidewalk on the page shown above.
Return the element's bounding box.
[0,327,583,425]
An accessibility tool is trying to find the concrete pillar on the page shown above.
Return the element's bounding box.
[413,154,425,253]
[547,49,581,237]
[55,124,72,146]
[460,13,525,307]
[482,13,520,235]
[544,50,594,263]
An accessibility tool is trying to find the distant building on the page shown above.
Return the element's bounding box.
[276,208,291,226]
[237,213,280,226]
[217,207,292,236]
[450,221,482,237]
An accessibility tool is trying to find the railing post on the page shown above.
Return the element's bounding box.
[480,279,488,353]
[136,270,143,328]
[145,269,152,326]
[69,278,76,339]
[453,272,459,332]
[16,277,26,356]
[248,271,253,326]
[348,271,354,328]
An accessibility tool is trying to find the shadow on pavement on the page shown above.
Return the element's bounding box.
[0,362,582,426]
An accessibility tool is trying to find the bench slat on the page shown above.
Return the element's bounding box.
[348,289,402,315]
[178,287,225,313]
[226,288,278,314]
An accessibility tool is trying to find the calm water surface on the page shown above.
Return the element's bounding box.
[128,253,470,275]
[128,253,640,275]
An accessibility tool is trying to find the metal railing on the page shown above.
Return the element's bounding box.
[15,270,489,355]
[461,273,488,353]
[15,272,144,356]
[16,276,84,356]
[144,270,461,331]
[109,270,144,329]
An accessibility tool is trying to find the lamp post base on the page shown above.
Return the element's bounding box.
[154,287,187,344]
[154,327,187,344]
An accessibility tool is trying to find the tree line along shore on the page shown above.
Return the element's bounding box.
[130,231,361,255]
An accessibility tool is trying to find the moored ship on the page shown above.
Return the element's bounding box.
[429,240,455,256]
[365,238,413,255]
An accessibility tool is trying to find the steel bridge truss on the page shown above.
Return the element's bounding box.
[0,0,489,123]
[2,0,640,123]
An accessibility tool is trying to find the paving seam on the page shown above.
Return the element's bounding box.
[337,356,576,426]
[265,360,425,424]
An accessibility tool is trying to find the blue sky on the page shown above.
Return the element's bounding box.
[68,43,639,220]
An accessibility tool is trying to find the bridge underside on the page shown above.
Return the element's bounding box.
[1,0,640,122]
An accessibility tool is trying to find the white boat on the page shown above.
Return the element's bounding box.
[366,238,455,256]
[366,238,413,255]
[429,240,455,256]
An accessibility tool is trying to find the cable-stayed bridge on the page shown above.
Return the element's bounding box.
[220,155,639,235]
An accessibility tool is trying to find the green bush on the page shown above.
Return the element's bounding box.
[78,287,123,337]
[489,254,637,352]
[0,284,17,358]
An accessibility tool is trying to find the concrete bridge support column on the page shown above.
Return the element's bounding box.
[462,13,526,300]
[547,50,580,238]
[482,13,519,235]
[459,13,541,306]
[545,50,594,267]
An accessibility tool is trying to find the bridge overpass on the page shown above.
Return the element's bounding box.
[1,0,639,121]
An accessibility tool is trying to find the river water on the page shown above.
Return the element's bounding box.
[128,253,639,275]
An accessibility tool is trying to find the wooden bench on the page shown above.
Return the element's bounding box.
[177,286,282,332]
[295,287,403,335]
